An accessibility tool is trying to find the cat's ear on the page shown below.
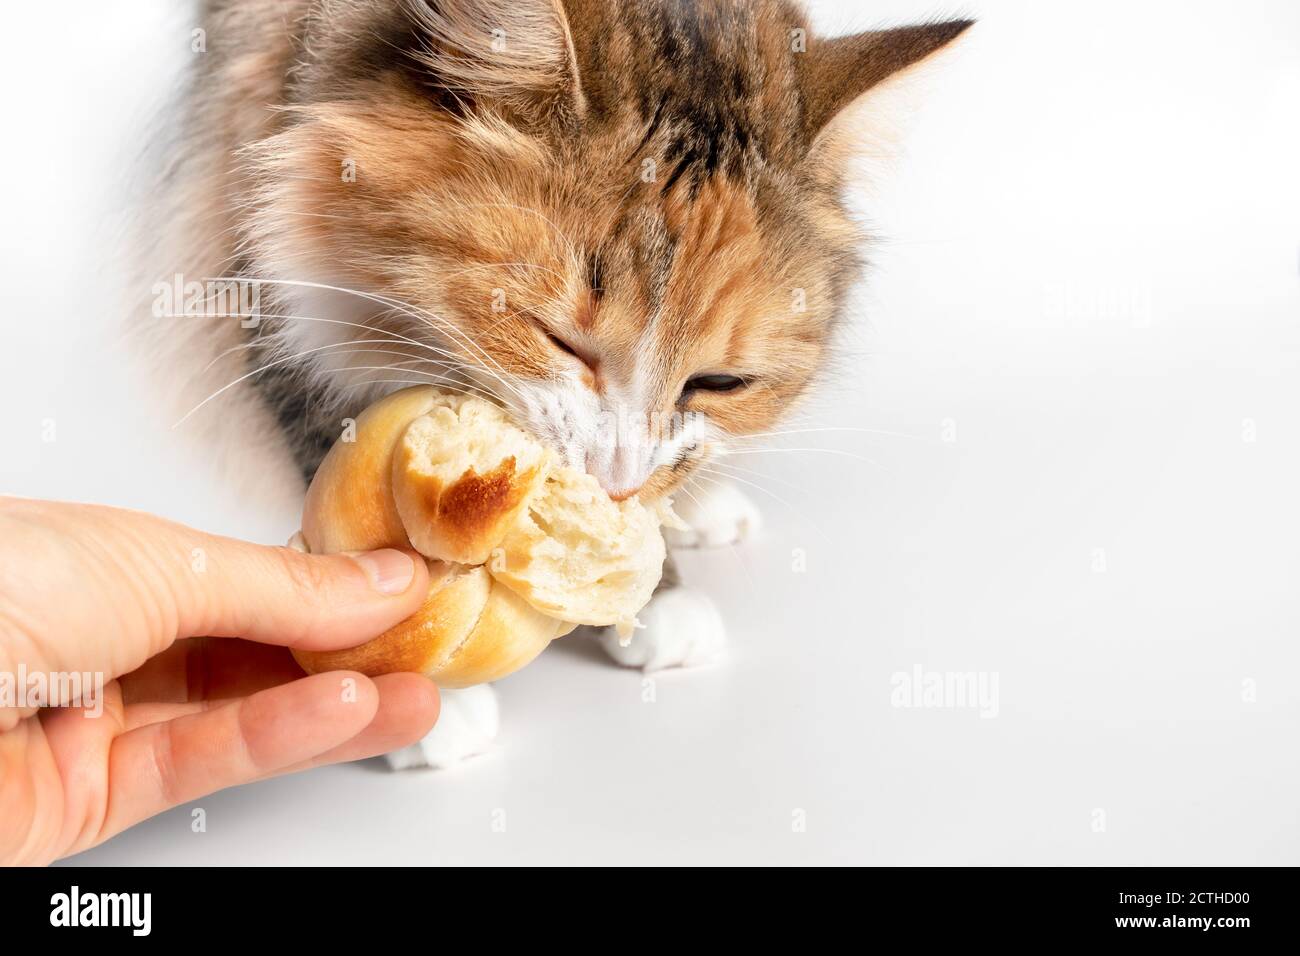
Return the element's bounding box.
[407,0,585,127]
[796,20,974,168]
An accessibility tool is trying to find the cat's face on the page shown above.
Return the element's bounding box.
[246,0,969,498]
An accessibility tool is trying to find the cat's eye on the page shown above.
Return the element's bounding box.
[544,329,580,359]
[683,374,747,395]
[533,315,596,370]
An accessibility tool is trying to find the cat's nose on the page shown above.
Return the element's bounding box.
[606,484,644,502]
[586,445,646,501]
[589,466,644,501]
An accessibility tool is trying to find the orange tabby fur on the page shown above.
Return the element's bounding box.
[147,0,971,500]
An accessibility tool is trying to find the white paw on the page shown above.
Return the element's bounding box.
[384,684,499,770]
[598,587,726,672]
[665,481,762,549]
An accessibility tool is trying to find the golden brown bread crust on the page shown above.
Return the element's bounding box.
[392,449,545,565]
[301,386,438,553]
[427,572,576,688]
[292,561,484,676]
[291,561,568,688]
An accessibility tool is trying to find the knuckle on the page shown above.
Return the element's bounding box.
[277,547,332,601]
[272,548,340,642]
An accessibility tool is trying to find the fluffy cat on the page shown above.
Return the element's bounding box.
[143,0,970,767]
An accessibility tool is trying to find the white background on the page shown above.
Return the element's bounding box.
[0,0,1296,864]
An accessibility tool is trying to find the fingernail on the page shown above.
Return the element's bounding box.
[350,549,416,595]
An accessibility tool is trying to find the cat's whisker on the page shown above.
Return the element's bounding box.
[200,335,436,376]
[672,477,761,599]
[478,306,533,337]
[697,458,805,494]
[331,377,495,402]
[379,283,577,386]
[336,295,528,402]
[290,350,465,378]
[204,274,510,390]
[717,446,888,470]
[208,275,526,401]
[724,425,937,445]
[237,313,492,384]
[312,364,494,399]
[378,356,461,371]
[174,336,451,428]
[692,466,833,544]
[371,303,524,393]
[477,284,585,341]
[371,357,486,390]
[302,356,500,402]
[223,320,476,386]
[174,312,497,429]
[312,363,457,381]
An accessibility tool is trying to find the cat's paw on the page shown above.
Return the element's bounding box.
[665,480,762,549]
[597,586,726,672]
[384,684,499,770]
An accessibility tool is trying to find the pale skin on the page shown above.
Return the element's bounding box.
[0,497,441,866]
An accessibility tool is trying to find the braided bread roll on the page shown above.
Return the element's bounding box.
[291,386,673,687]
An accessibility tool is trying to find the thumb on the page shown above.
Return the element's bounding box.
[2,499,429,660]
[170,534,429,652]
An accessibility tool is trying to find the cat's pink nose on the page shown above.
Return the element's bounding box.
[586,444,647,501]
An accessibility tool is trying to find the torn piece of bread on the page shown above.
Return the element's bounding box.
[492,467,669,630]
[392,394,551,566]
[291,386,671,687]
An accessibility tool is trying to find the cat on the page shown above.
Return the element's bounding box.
[142,0,971,768]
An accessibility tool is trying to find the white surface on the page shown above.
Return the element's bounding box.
[0,0,1296,864]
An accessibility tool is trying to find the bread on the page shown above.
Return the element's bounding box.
[291,386,674,687]
[300,385,437,554]
[291,561,572,688]
[492,466,668,626]
[391,394,550,565]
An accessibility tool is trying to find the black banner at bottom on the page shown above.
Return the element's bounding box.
[0,866,1288,942]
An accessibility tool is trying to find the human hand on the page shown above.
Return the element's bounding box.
[0,497,439,865]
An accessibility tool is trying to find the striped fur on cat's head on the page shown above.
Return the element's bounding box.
[242,0,971,498]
